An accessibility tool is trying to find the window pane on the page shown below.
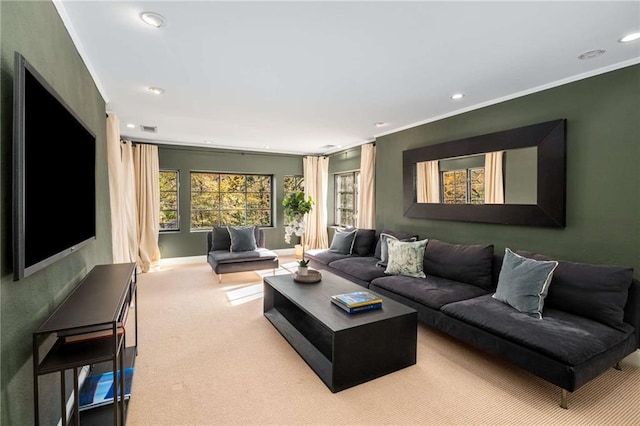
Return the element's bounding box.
[160,170,179,231]
[190,172,273,230]
[221,192,245,209]
[284,175,304,194]
[221,210,245,226]
[246,175,271,192]
[246,209,271,226]
[247,192,270,209]
[221,174,246,192]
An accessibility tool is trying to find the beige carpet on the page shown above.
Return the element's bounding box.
[126,260,640,425]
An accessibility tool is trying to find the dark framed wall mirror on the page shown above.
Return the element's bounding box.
[402,119,566,227]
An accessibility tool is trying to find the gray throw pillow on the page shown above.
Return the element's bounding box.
[329,228,357,254]
[384,239,428,278]
[227,226,257,252]
[376,233,417,267]
[212,226,232,251]
[516,250,633,330]
[493,248,559,319]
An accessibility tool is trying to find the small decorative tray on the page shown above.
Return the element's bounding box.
[293,269,322,283]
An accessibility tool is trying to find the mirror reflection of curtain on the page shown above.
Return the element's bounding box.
[416,160,440,203]
[357,143,376,228]
[303,156,329,249]
[485,151,505,204]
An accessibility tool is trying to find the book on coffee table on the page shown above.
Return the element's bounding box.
[331,291,382,308]
[331,298,382,314]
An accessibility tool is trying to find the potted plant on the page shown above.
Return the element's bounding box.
[282,190,313,275]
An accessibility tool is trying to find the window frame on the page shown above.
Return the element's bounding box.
[334,170,360,228]
[440,167,485,204]
[159,169,180,232]
[190,171,274,231]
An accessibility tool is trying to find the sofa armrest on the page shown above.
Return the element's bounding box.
[624,278,640,349]
[206,231,213,253]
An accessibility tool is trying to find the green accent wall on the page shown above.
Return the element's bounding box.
[0,1,111,424]
[376,65,640,278]
[157,145,303,257]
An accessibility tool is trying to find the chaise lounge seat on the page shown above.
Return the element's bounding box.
[206,226,278,282]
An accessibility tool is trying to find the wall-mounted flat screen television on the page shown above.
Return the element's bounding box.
[13,52,96,280]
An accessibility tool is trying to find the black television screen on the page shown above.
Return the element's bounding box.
[13,52,96,280]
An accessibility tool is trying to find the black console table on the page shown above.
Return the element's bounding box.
[33,263,137,426]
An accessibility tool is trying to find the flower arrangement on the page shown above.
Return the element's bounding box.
[282,190,313,266]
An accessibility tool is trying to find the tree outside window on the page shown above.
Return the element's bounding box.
[284,175,304,195]
[190,172,273,230]
[159,170,179,231]
[335,171,359,227]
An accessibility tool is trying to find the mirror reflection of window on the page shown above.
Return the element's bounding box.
[416,147,538,205]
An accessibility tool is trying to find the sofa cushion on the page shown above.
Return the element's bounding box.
[329,228,357,254]
[329,257,388,283]
[371,275,489,310]
[423,239,494,291]
[441,294,635,366]
[345,228,377,256]
[385,239,428,278]
[517,250,634,330]
[374,230,419,259]
[493,248,558,319]
[305,249,351,266]
[208,248,277,264]
[377,233,417,268]
[228,226,257,252]
[212,226,232,251]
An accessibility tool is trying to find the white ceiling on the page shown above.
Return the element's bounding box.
[54,1,640,155]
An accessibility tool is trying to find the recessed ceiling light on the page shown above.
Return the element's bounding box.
[265,146,270,149]
[578,49,606,60]
[140,12,166,28]
[126,123,135,129]
[204,141,213,144]
[374,122,385,128]
[450,93,464,100]
[148,87,165,95]
[620,32,640,43]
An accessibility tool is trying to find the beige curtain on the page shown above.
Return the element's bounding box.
[357,143,376,229]
[485,151,505,204]
[303,156,329,249]
[416,160,440,203]
[106,115,137,263]
[133,144,161,272]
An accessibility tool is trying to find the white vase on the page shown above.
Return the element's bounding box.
[298,266,309,276]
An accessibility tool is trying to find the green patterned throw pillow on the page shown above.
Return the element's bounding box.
[385,239,428,278]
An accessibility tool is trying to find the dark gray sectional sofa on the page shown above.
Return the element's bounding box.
[305,229,640,408]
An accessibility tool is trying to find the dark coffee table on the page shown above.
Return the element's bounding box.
[263,271,417,392]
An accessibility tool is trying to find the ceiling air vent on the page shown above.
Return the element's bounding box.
[320,144,338,149]
[140,125,157,133]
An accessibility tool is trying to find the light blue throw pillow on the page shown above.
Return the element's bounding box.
[227,226,257,252]
[384,239,428,278]
[493,248,559,319]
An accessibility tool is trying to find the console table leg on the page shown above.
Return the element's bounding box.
[60,371,67,424]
